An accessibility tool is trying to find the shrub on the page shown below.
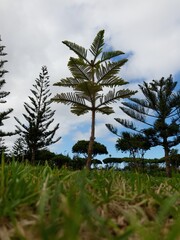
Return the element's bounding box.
[49,154,71,168]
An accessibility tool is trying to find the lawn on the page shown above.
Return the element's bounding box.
[1,159,180,240]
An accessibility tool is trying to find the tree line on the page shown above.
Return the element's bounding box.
[0,31,180,177]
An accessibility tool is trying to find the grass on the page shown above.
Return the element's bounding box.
[0,160,180,239]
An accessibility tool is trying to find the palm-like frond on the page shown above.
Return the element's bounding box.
[68,57,91,80]
[96,59,128,84]
[75,81,102,100]
[62,40,88,63]
[101,51,125,63]
[98,76,127,87]
[89,30,104,61]
[71,105,90,116]
[96,106,114,115]
[53,77,83,88]
[52,92,86,106]
[97,89,137,108]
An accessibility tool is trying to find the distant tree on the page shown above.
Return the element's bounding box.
[115,132,151,159]
[168,148,179,171]
[107,75,180,177]
[36,148,56,165]
[70,155,86,170]
[15,66,61,164]
[12,137,27,161]
[72,140,108,159]
[50,153,71,168]
[0,36,13,137]
[0,137,9,157]
[52,30,137,169]
[91,159,102,169]
[169,148,179,156]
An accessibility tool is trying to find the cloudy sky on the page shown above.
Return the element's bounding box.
[0,0,180,159]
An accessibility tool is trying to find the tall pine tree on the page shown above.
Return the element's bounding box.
[15,66,61,164]
[0,36,13,137]
[107,75,180,177]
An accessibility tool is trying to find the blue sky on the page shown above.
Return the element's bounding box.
[0,0,180,160]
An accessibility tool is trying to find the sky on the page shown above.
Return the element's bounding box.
[0,0,180,160]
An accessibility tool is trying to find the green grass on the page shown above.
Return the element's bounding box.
[0,161,180,240]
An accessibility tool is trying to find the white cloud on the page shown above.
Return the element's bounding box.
[0,0,180,157]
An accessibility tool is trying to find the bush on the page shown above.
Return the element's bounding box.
[69,156,86,170]
[169,154,180,169]
[49,154,72,168]
[35,149,56,165]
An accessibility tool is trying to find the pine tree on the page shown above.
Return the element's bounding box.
[12,137,27,161]
[52,30,136,169]
[15,66,61,164]
[107,75,180,177]
[0,36,13,137]
[0,137,9,157]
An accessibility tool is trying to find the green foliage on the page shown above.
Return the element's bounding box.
[109,76,180,151]
[15,66,61,163]
[36,149,56,165]
[0,36,13,137]
[49,153,71,168]
[115,132,151,158]
[70,155,86,170]
[164,154,180,169]
[72,140,108,158]
[91,159,102,166]
[0,137,9,157]
[52,30,136,168]
[103,157,168,173]
[11,137,27,161]
[107,75,180,177]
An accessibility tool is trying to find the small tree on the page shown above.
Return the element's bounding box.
[12,137,27,161]
[36,148,56,165]
[0,137,9,157]
[115,132,151,159]
[15,66,61,164]
[0,36,13,137]
[72,140,108,159]
[52,30,136,169]
[107,75,180,177]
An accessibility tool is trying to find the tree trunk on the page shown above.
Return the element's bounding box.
[165,159,171,178]
[164,145,172,178]
[86,110,95,170]
[31,147,36,165]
